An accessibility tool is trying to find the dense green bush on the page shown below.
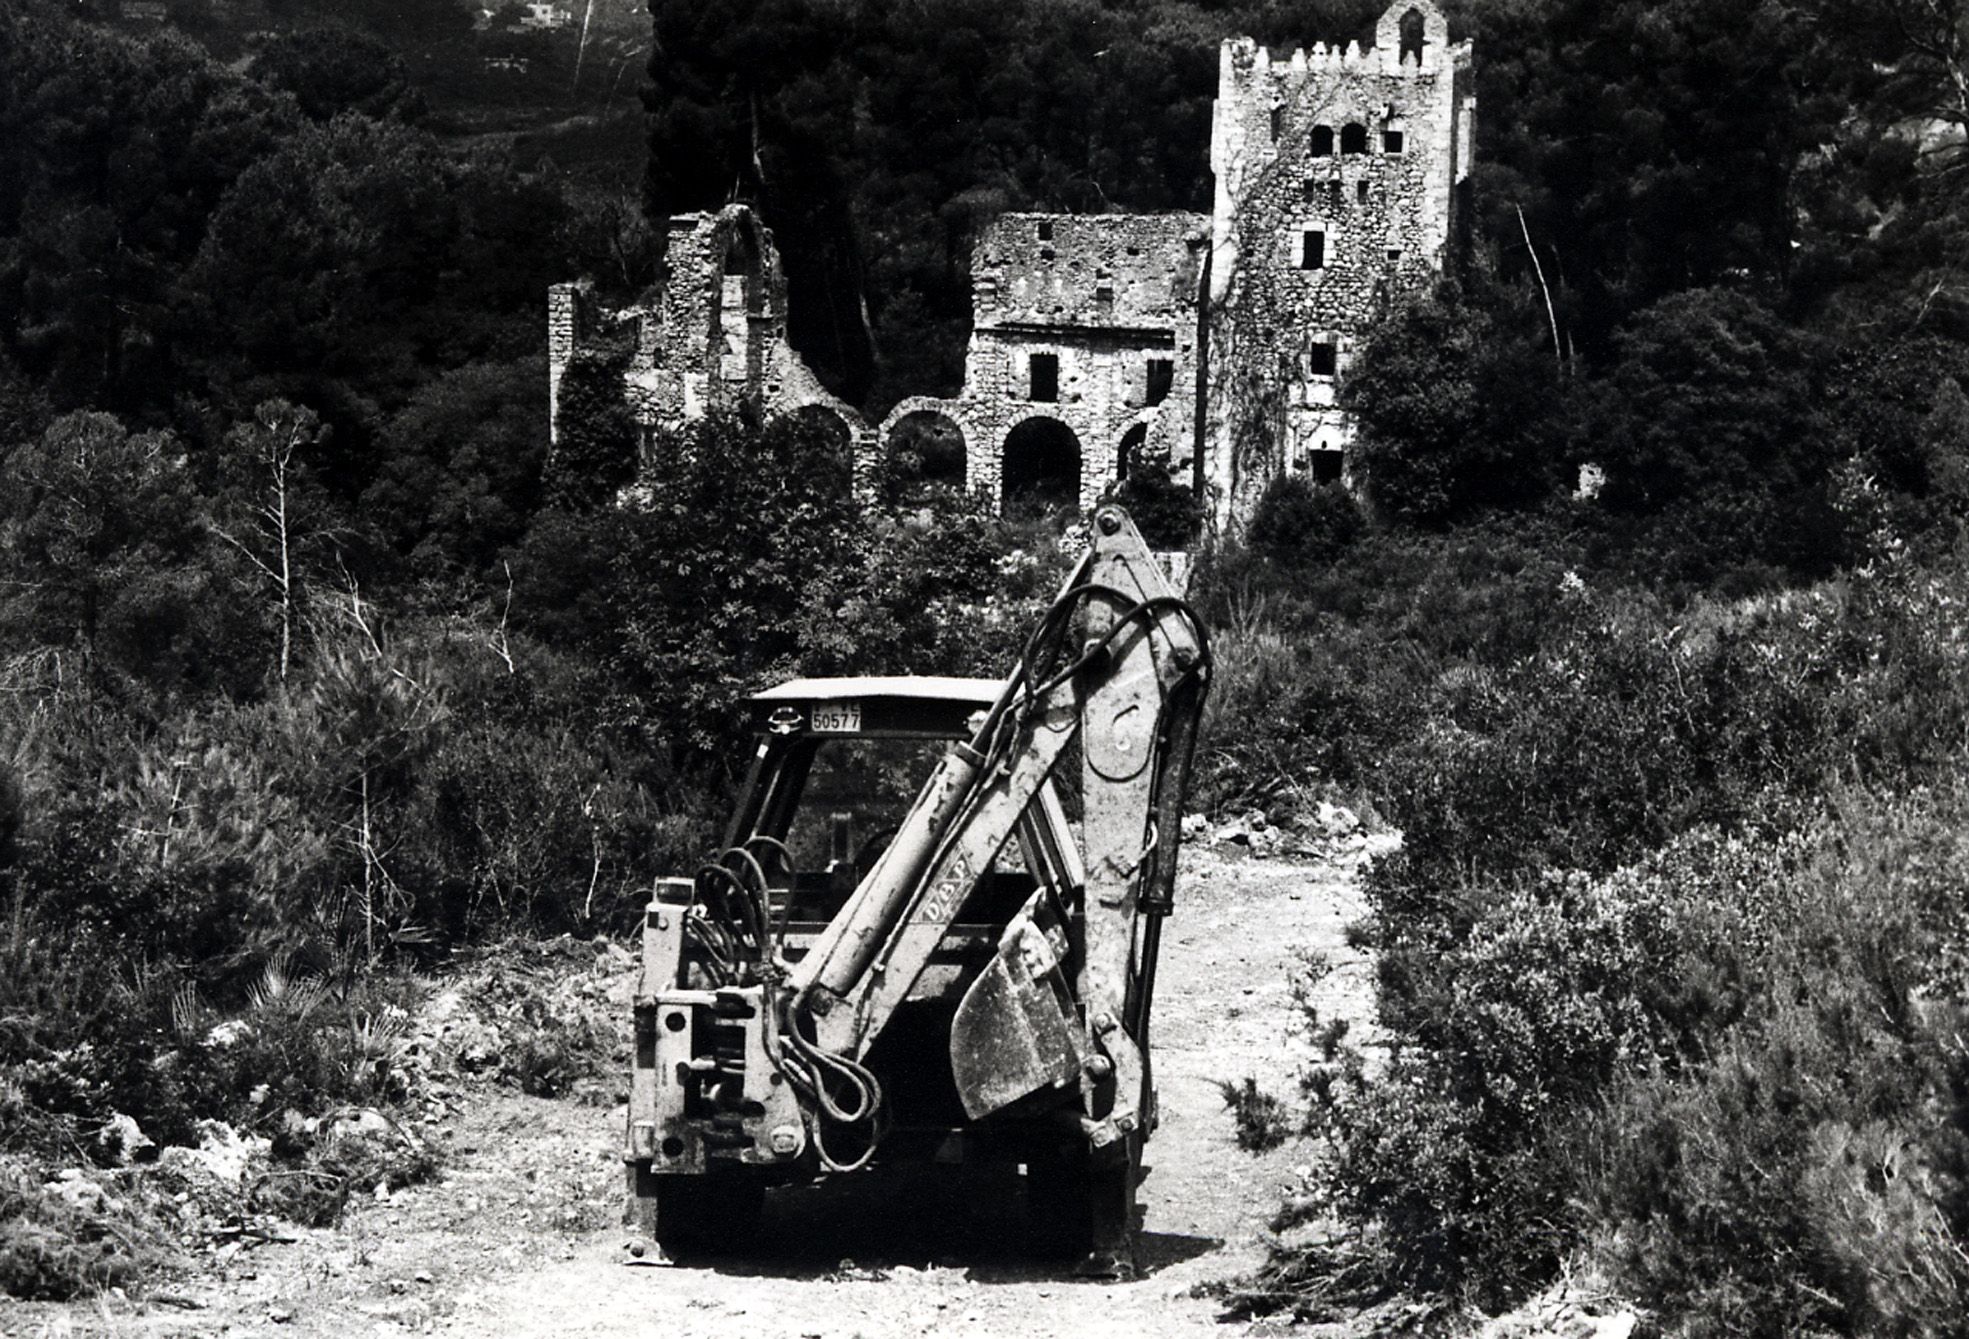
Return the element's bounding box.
[1344,283,1562,526]
[1222,537,1969,1331]
[1245,473,1363,570]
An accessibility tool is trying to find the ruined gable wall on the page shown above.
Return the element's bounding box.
[550,205,867,482]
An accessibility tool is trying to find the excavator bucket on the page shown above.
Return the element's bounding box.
[950,892,1083,1120]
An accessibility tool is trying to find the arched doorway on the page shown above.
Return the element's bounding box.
[788,404,856,499]
[1001,417,1081,520]
[1116,423,1148,482]
[885,409,967,500]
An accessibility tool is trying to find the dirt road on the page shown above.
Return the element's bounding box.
[14,847,1375,1339]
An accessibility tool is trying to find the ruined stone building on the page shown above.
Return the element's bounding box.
[1204,1,1474,526]
[884,214,1209,514]
[548,208,861,457]
[548,0,1473,535]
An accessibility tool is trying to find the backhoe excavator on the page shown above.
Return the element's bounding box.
[623,505,1210,1275]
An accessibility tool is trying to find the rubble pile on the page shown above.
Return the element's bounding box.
[1183,802,1401,865]
[403,934,635,1106]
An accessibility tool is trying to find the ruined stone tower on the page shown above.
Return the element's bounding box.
[1203,0,1475,529]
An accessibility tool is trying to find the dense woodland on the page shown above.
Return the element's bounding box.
[5,0,1969,1330]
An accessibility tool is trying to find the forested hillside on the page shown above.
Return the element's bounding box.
[6,0,1969,1329]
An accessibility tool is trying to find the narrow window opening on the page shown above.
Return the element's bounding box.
[1357,180,1371,203]
[1270,105,1285,141]
[1310,125,1334,158]
[1037,220,1053,241]
[1340,123,1368,155]
[1029,352,1059,403]
[1386,248,1404,263]
[1307,342,1337,377]
[1328,181,1345,211]
[1300,230,1325,270]
[1145,358,1174,405]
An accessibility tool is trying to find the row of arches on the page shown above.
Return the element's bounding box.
[880,408,1193,518]
[885,409,1085,516]
[785,400,1194,520]
[1306,121,1405,157]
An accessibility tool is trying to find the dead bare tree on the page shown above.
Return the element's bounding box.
[210,401,329,684]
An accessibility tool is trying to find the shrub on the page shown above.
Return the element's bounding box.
[1226,541,1969,1328]
[1109,453,1203,550]
[0,1158,177,1301]
[1245,474,1363,570]
[1219,1077,1295,1153]
[1344,282,1563,526]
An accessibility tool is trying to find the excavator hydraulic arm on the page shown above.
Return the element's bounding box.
[785,505,1206,1131]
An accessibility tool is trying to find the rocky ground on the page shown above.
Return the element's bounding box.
[5,823,1638,1339]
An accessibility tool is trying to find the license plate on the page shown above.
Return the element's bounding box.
[810,701,862,734]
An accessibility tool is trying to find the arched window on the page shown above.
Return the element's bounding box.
[1340,123,1368,155]
[1399,7,1426,64]
[1310,125,1334,158]
[1117,423,1148,481]
[717,233,763,384]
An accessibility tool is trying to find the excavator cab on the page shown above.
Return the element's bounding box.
[625,507,1209,1274]
[714,679,1088,1135]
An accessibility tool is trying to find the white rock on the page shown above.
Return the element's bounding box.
[98,1111,153,1165]
[205,1018,254,1048]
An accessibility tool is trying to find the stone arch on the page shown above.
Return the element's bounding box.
[1310,125,1335,158]
[790,402,853,451]
[1117,422,1149,481]
[1398,8,1425,63]
[786,403,857,499]
[1001,415,1082,519]
[1340,122,1369,155]
[883,405,969,498]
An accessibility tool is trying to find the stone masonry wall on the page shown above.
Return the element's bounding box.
[1204,0,1474,529]
[547,205,866,482]
[877,212,1208,513]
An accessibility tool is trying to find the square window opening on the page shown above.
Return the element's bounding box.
[1311,449,1345,485]
[1037,220,1053,241]
[1029,353,1060,403]
[1146,358,1174,405]
[1307,342,1337,377]
[1300,230,1326,270]
[1383,130,1405,154]
[1357,180,1370,203]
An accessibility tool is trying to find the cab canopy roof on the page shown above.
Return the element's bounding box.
[747,676,1008,740]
